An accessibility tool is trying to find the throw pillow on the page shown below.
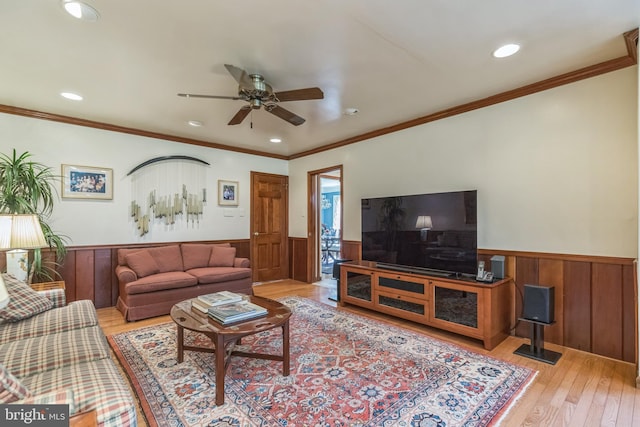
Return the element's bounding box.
[209,246,237,267]
[149,245,184,272]
[0,274,54,322]
[125,250,160,278]
[0,363,30,403]
[181,244,212,270]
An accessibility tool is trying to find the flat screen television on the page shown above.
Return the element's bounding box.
[361,190,477,276]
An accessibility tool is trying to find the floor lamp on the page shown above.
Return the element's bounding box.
[0,214,48,286]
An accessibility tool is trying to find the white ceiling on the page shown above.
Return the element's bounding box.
[0,1,637,158]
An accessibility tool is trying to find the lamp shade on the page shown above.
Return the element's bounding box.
[415,215,433,229]
[0,215,48,249]
[0,275,8,309]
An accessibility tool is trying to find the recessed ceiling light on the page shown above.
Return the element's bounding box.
[60,92,83,101]
[344,107,359,115]
[62,1,100,21]
[188,120,203,127]
[269,138,282,143]
[493,43,520,58]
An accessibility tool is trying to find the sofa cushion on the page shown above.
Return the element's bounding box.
[0,300,98,345]
[0,325,110,378]
[209,246,237,267]
[187,267,251,284]
[20,358,137,425]
[0,363,30,403]
[124,272,197,295]
[181,244,212,270]
[125,250,160,278]
[16,388,76,413]
[148,245,184,273]
[0,274,53,322]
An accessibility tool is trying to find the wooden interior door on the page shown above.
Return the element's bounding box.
[250,172,288,282]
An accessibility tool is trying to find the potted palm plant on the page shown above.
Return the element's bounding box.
[0,149,67,282]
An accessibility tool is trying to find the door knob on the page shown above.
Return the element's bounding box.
[254,232,259,236]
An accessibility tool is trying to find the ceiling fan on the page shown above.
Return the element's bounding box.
[178,64,324,126]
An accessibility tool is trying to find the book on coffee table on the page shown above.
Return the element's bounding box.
[207,300,268,325]
[198,291,244,306]
[192,291,245,312]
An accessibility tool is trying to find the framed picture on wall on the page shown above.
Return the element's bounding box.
[61,164,113,200]
[218,180,238,206]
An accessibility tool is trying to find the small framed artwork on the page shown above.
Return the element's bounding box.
[218,180,238,206]
[61,164,113,200]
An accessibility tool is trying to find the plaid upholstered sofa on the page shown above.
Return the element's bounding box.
[0,274,137,426]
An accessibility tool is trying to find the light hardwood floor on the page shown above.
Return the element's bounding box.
[98,279,640,426]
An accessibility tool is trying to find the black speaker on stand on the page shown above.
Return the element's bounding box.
[514,284,562,364]
[328,258,352,302]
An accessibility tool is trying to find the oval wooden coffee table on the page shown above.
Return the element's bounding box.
[170,295,291,405]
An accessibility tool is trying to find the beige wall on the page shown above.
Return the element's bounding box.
[289,67,638,258]
[0,66,637,258]
[0,114,288,246]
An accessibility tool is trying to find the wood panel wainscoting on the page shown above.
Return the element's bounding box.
[11,238,636,363]
[10,240,251,310]
[476,249,637,364]
[293,238,637,364]
[289,237,308,282]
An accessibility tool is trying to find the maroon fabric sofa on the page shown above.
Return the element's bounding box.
[115,243,252,321]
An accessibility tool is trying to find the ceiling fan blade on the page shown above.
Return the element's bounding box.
[267,105,306,126]
[224,64,254,88]
[274,87,324,102]
[178,93,242,100]
[228,106,251,125]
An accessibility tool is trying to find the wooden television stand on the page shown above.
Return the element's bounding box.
[339,261,513,350]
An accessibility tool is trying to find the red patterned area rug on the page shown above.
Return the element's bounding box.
[108,297,536,426]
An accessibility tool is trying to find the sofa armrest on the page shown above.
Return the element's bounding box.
[234,257,250,268]
[115,265,138,284]
[38,288,66,308]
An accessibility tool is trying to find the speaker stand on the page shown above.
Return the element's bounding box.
[514,318,562,365]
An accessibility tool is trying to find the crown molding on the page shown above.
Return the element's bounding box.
[1,29,637,161]
[290,28,639,160]
[0,105,289,161]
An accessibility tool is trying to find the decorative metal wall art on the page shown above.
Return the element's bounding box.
[129,156,209,237]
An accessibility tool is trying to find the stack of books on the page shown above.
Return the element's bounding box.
[207,300,268,325]
[190,291,267,324]
[191,291,244,313]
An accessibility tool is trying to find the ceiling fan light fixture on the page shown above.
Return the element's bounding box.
[493,43,520,58]
[62,1,100,21]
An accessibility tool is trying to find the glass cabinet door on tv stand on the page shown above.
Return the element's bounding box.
[430,280,482,337]
[341,267,374,308]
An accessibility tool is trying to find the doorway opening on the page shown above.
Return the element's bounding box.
[308,166,342,285]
